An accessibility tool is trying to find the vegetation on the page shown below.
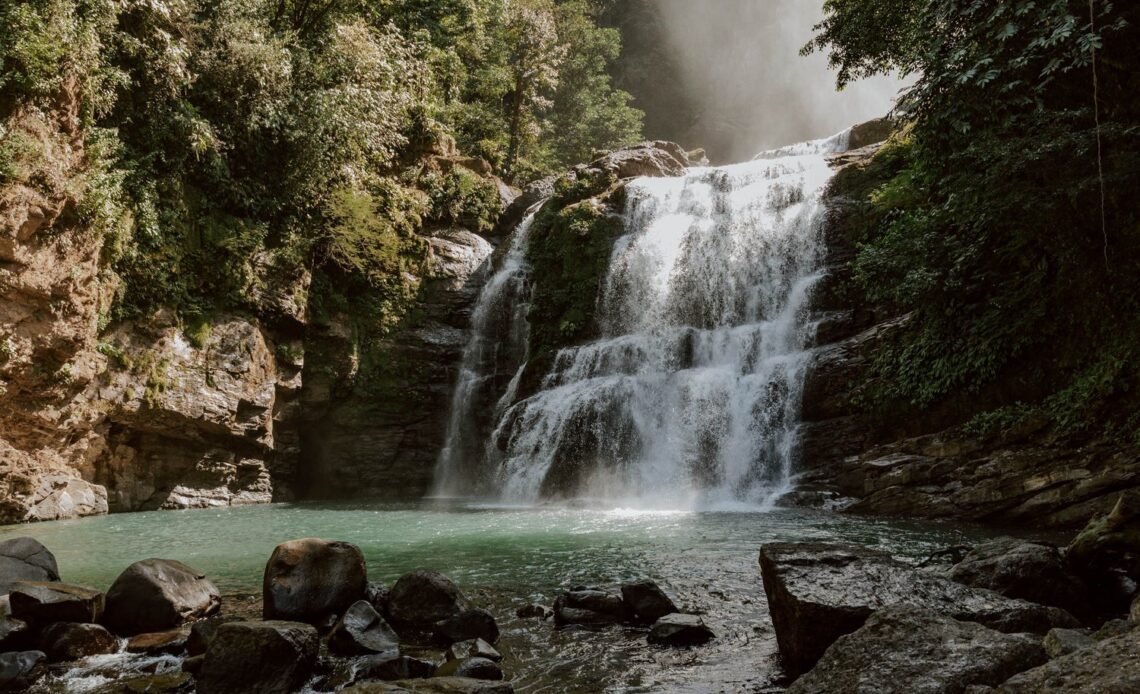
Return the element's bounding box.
[807,1,1140,439]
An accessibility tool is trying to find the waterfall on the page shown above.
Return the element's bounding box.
[437,132,847,507]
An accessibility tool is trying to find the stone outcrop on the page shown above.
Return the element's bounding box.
[947,538,1090,621]
[996,629,1140,692]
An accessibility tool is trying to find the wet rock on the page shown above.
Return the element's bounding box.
[40,622,119,661]
[553,588,629,627]
[126,628,189,654]
[107,671,193,693]
[647,613,715,647]
[759,543,1078,676]
[0,650,46,691]
[366,582,390,615]
[446,638,502,662]
[787,606,1047,694]
[344,678,514,693]
[103,558,221,635]
[433,607,499,645]
[1043,628,1096,658]
[1066,493,1140,616]
[435,657,503,681]
[196,620,318,694]
[0,538,59,593]
[997,628,1140,692]
[948,538,1090,620]
[514,604,550,619]
[262,538,367,625]
[355,654,437,681]
[186,615,241,656]
[181,654,204,675]
[328,600,400,656]
[621,580,679,623]
[0,613,29,651]
[9,581,104,625]
[388,571,468,630]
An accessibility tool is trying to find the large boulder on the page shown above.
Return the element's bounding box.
[948,538,1090,620]
[9,581,104,626]
[590,141,691,179]
[40,622,119,661]
[0,538,59,594]
[0,650,46,691]
[787,606,1047,694]
[647,613,715,647]
[328,600,400,656]
[103,558,221,635]
[388,571,468,630]
[196,620,319,694]
[759,543,1078,676]
[620,580,678,623]
[262,538,367,625]
[997,628,1140,692]
[433,607,499,645]
[553,588,629,627]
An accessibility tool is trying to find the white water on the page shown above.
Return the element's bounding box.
[438,133,848,507]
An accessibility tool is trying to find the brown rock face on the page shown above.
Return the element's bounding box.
[262,538,368,625]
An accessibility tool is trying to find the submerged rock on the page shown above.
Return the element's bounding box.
[103,558,221,635]
[262,538,367,625]
[787,606,1047,694]
[126,628,190,654]
[759,543,1078,676]
[949,538,1090,620]
[0,650,46,691]
[997,629,1140,692]
[514,604,550,620]
[647,613,715,647]
[40,622,119,661]
[0,538,59,594]
[620,580,678,623]
[553,588,628,627]
[328,600,400,656]
[9,581,104,626]
[446,638,502,662]
[433,607,499,645]
[196,620,318,694]
[435,656,503,681]
[1043,628,1096,658]
[388,571,468,630]
[354,653,437,681]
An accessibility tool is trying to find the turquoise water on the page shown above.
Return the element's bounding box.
[4,500,1013,693]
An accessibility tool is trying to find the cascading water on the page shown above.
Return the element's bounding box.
[437,132,849,507]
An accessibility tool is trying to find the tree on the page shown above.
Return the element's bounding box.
[501,0,566,180]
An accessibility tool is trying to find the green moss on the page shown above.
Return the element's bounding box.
[185,316,211,350]
[96,341,132,369]
[423,167,500,234]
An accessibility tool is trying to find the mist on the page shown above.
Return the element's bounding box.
[653,0,903,162]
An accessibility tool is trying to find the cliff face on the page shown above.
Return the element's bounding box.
[797,141,1140,528]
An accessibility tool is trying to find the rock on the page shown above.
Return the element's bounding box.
[787,606,1047,694]
[0,613,29,651]
[366,582,390,615]
[0,650,46,691]
[647,613,715,647]
[433,607,499,645]
[1131,592,1140,622]
[846,118,896,150]
[186,615,241,656]
[0,538,59,593]
[948,538,1090,620]
[355,654,437,681]
[40,622,119,661]
[759,543,1079,676]
[181,654,204,675]
[344,678,514,694]
[620,580,679,623]
[1043,628,1096,658]
[514,604,549,619]
[108,671,193,693]
[196,620,319,694]
[9,581,104,625]
[446,638,502,662]
[997,628,1140,692]
[328,600,400,656]
[126,628,189,654]
[1066,493,1140,616]
[1093,618,1134,640]
[388,571,468,629]
[103,558,221,635]
[435,657,503,681]
[262,538,367,625]
[553,588,629,627]
[590,141,691,179]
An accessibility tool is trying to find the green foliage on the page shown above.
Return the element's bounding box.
[424,167,501,233]
[323,184,428,291]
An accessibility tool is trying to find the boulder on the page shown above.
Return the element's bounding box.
[997,629,1140,692]
[787,606,1047,694]
[262,538,367,625]
[591,141,690,179]
[759,543,1078,676]
[388,571,467,629]
[0,650,46,691]
[196,620,319,694]
[433,607,499,645]
[1043,628,1096,658]
[553,588,628,627]
[435,657,503,681]
[620,580,679,623]
[126,628,190,654]
[0,613,29,651]
[949,538,1090,620]
[344,678,514,694]
[186,615,241,656]
[103,558,221,635]
[0,538,59,593]
[354,653,437,681]
[40,622,119,661]
[366,582,390,615]
[9,581,104,625]
[1093,618,1134,640]
[647,613,715,647]
[514,604,549,619]
[1066,493,1140,616]
[446,638,502,662]
[328,600,400,656]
